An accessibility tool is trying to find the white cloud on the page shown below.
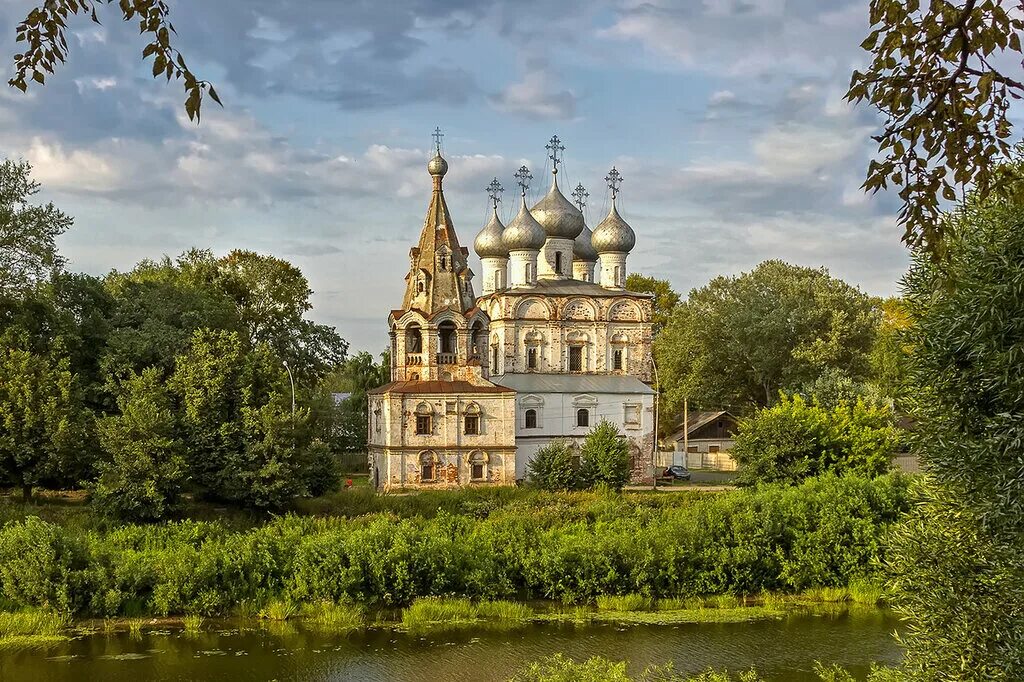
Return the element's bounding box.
[489,66,577,120]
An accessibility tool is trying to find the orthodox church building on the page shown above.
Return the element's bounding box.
[368,132,654,490]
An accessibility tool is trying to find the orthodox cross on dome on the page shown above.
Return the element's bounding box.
[605,166,623,201]
[432,126,444,153]
[571,183,589,212]
[546,134,565,175]
[514,165,533,197]
[486,177,504,209]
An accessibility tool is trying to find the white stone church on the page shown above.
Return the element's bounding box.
[367,133,655,490]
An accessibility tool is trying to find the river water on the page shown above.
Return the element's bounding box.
[0,610,902,681]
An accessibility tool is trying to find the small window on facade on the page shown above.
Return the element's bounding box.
[624,404,640,425]
[527,347,538,370]
[687,445,699,453]
[613,349,624,370]
[569,346,583,372]
[576,408,589,428]
[492,345,499,372]
[614,266,621,286]
[416,414,431,435]
[465,414,479,435]
[417,280,424,293]
[526,262,533,281]
[525,409,538,429]
[470,452,486,481]
[420,453,436,481]
[709,444,721,453]
[555,252,563,274]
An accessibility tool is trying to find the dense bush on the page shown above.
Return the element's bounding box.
[526,441,581,491]
[731,395,901,486]
[579,421,631,491]
[0,474,908,616]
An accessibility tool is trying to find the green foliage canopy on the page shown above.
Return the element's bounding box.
[526,440,582,492]
[580,420,632,491]
[655,260,879,418]
[625,273,680,334]
[731,394,901,487]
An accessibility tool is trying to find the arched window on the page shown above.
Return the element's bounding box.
[525,262,533,282]
[415,402,432,435]
[464,402,481,435]
[555,251,563,274]
[576,408,590,428]
[420,452,437,482]
[471,321,485,358]
[439,321,457,355]
[470,452,487,481]
[613,349,624,370]
[491,344,500,373]
[406,323,423,353]
[525,409,538,429]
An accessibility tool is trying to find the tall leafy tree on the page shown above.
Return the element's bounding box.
[169,328,307,508]
[101,250,241,396]
[216,250,348,384]
[316,351,390,453]
[92,368,186,522]
[655,260,879,420]
[0,348,90,500]
[848,0,1024,255]
[885,182,1024,679]
[580,420,632,491]
[625,273,681,334]
[0,160,73,297]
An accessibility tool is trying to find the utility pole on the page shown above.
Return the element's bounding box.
[282,360,296,453]
[651,354,660,490]
[683,396,689,469]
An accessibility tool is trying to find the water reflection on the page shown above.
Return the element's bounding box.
[0,610,902,682]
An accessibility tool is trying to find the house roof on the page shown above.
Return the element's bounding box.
[368,380,514,395]
[490,373,655,395]
[667,410,737,441]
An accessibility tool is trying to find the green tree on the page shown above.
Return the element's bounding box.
[731,394,900,487]
[169,328,306,508]
[625,273,681,334]
[656,260,879,419]
[869,298,913,411]
[0,348,90,500]
[92,367,186,521]
[216,250,348,383]
[101,250,241,396]
[848,0,1024,254]
[316,351,390,453]
[0,160,73,297]
[10,1,218,121]
[526,440,582,491]
[579,420,631,491]
[884,183,1024,679]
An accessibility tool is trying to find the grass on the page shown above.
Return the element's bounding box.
[0,609,70,649]
[596,594,652,612]
[182,614,204,635]
[848,578,885,605]
[400,597,534,632]
[300,601,363,632]
[126,618,146,638]
[259,599,300,621]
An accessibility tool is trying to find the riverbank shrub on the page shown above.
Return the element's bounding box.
[0,474,909,617]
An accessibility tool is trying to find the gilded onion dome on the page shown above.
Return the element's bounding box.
[427,153,448,177]
[573,223,598,262]
[530,177,585,240]
[474,208,508,258]
[592,201,636,254]
[502,197,546,251]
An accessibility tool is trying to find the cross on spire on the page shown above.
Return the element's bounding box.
[486,177,504,209]
[546,134,565,175]
[605,166,623,201]
[432,126,444,153]
[514,165,533,196]
[571,183,589,212]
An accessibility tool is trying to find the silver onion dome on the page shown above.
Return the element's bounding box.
[474,209,508,258]
[531,177,585,240]
[427,153,448,177]
[592,202,636,254]
[502,198,546,251]
[573,224,598,262]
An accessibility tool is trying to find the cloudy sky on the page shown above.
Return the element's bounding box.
[1,0,913,353]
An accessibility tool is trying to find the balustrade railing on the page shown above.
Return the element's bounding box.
[436,352,457,365]
[406,353,423,365]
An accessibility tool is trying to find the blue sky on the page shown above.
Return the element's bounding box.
[0,0,913,353]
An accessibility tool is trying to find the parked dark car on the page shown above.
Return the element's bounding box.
[660,465,691,481]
